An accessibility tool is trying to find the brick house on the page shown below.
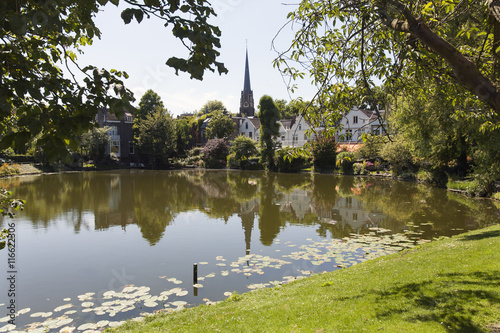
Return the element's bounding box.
[95,108,135,162]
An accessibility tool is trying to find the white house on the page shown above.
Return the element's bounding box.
[336,107,386,142]
[278,116,323,148]
[238,117,261,141]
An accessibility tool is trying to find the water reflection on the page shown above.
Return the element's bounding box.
[0,170,498,247]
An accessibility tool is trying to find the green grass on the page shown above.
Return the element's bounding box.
[114,225,500,333]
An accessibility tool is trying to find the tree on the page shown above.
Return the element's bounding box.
[137,90,164,120]
[206,112,235,139]
[202,138,229,169]
[174,117,191,157]
[81,127,110,162]
[0,0,227,162]
[258,95,280,170]
[274,1,500,132]
[133,107,176,169]
[198,100,226,115]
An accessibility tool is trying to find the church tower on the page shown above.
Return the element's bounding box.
[239,47,255,117]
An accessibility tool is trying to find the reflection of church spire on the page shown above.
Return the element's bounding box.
[240,212,254,256]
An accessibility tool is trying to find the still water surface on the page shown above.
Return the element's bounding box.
[0,170,498,332]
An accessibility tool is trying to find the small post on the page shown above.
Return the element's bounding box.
[193,263,198,284]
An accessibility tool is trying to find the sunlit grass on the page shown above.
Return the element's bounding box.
[113,224,500,333]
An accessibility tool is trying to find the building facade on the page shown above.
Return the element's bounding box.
[96,108,135,162]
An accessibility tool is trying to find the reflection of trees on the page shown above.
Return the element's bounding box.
[258,173,282,246]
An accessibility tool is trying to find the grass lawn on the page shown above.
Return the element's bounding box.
[114,224,500,332]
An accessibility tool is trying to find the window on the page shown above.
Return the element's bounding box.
[353,116,358,124]
[345,129,352,141]
[109,126,118,137]
[126,116,133,122]
[353,213,358,221]
[245,123,249,130]
[293,134,298,142]
[249,132,252,139]
[110,140,120,155]
[373,128,380,136]
[281,136,285,141]
[298,124,302,130]
[129,142,134,154]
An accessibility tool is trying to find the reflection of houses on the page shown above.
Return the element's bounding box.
[279,189,313,220]
[96,108,135,162]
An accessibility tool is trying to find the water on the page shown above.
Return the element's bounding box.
[0,170,498,332]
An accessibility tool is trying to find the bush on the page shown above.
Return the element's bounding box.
[353,162,369,175]
[380,138,414,176]
[275,147,310,173]
[358,135,386,159]
[416,168,448,187]
[228,135,259,170]
[311,136,337,172]
[0,163,20,177]
[336,152,356,174]
[203,139,229,169]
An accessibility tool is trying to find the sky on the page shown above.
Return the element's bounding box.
[75,0,318,117]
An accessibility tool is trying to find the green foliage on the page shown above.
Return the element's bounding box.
[357,135,386,160]
[81,126,110,162]
[228,135,259,169]
[353,162,369,175]
[258,95,280,171]
[202,139,229,169]
[0,188,24,219]
[0,0,226,162]
[311,136,337,172]
[133,108,176,169]
[380,138,414,177]
[275,147,310,173]
[137,90,164,120]
[206,112,235,139]
[336,152,356,175]
[275,1,500,133]
[174,118,191,157]
[199,100,226,115]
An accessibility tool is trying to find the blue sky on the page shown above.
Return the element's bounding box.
[75,0,318,116]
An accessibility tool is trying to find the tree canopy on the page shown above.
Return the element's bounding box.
[137,89,165,120]
[274,0,500,132]
[206,111,235,139]
[0,0,227,161]
[258,95,280,170]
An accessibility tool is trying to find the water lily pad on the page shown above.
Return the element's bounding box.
[108,321,126,328]
[54,304,73,312]
[223,292,232,297]
[176,290,189,296]
[192,284,203,289]
[0,324,15,332]
[198,262,208,265]
[81,302,94,308]
[143,301,158,308]
[63,298,71,302]
[77,323,97,330]
[17,307,31,315]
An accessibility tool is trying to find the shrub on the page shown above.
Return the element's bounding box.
[228,135,259,169]
[203,139,229,169]
[0,163,20,177]
[357,135,386,159]
[380,138,414,176]
[336,152,356,174]
[353,162,369,175]
[275,147,310,173]
[311,136,337,172]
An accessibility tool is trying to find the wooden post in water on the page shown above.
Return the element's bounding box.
[193,263,198,284]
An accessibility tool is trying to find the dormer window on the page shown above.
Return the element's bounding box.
[353,116,358,124]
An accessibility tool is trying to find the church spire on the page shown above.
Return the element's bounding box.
[240,44,255,117]
[243,47,252,92]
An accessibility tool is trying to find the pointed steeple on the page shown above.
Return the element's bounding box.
[243,48,252,92]
[240,44,255,117]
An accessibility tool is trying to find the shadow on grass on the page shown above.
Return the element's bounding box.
[373,271,500,333]
[459,230,500,241]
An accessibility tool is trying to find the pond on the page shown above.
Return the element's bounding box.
[0,170,499,332]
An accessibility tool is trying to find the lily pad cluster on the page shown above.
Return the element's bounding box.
[0,229,429,332]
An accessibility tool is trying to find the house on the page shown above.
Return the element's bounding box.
[336,107,386,142]
[278,116,323,148]
[95,108,135,162]
[238,117,261,141]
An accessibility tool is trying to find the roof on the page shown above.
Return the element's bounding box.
[248,117,261,130]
